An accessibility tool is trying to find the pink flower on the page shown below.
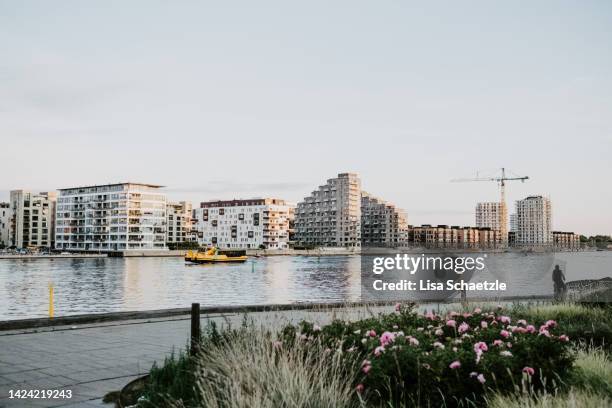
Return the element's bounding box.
[394,302,402,312]
[500,330,511,339]
[492,339,504,347]
[446,320,457,328]
[499,316,511,324]
[539,328,551,338]
[449,311,459,318]
[517,319,527,326]
[458,322,470,334]
[366,329,377,338]
[356,383,364,394]
[409,337,420,346]
[522,366,535,376]
[433,341,445,349]
[559,334,569,342]
[545,320,557,328]
[313,324,321,332]
[506,342,513,348]
[374,346,385,356]
[362,364,371,374]
[435,328,444,336]
[481,321,488,329]
[272,340,283,349]
[449,360,461,369]
[425,311,436,320]
[473,307,482,314]
[380,331,396,346]
[526,325,536,334]
[513,326,527,334]
[462,313,472,318]
[474,341,488,352]
[477,374,486,384]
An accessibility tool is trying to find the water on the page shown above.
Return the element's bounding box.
[0,252,610,320]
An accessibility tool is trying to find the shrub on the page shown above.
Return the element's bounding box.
[280,304,575,407]
[488,390,612,408]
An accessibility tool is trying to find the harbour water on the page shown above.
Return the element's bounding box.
[0,252,610,321]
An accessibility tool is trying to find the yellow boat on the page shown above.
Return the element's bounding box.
[185,247,248,264]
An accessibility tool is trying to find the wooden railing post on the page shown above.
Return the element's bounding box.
[191,303,201,356]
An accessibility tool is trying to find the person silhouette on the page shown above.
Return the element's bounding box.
[552,264,566,300]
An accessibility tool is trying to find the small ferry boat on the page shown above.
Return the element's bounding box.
[185,247,248,264]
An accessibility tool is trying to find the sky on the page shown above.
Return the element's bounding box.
[0,1,610,235]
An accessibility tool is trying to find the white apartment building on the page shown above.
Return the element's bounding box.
[8,190,57,249]
[0,203,11,247]
[55,183,167,252]
[166,201,194,244]
[294,173,361,247]
[516,195,552,246]
[194,198,294,249]
[475,201,507,245]
[361,192,408,247]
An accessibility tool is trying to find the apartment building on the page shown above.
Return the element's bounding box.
[475,202,507,245]
[166,201,194,244]
[55,183,167,252]
[0,203,11,247]
[194,198,294,249]
[515,196,552,246]
[294,173,361,247]
[8,190,57,249]
[553,231,580,249]
[408,225,500,248]
[361,193,408,247]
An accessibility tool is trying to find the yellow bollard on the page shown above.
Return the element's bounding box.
[49,283,54,319]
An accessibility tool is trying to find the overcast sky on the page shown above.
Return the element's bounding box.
[1,1,610,235]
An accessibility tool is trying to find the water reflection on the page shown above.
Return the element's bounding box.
[0,252,609,320]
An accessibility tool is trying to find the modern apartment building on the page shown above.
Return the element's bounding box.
[8,190,57,249]
[515,195,552,246]
[0,203,11,247]
[361,193,408,246]
[166,201,194,244]
[294,173,361,247]
[475,202,507,245]
[408,225,501,248]
[55,183,167,252]
[194,198,294,249]
[553,231,580,249]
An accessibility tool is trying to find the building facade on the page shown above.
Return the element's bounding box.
[166,201,194,244]
[294,173,361,247]
[515,196,552,246]
[475,202,507,245]
[8,190,57,249]
[194,198,294,249]
[553,231,580,249]
[0,203,11,247]
[408,225,501,248]
[361,192,408,246]
[55,183,167,252]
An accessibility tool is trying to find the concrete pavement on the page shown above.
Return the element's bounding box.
[0,305,397,407]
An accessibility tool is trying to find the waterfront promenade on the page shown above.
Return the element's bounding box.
[0,304,396,407]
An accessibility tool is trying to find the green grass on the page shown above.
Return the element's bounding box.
[488,390,611,408]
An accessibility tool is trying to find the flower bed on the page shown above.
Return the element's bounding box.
[280,304,575,406]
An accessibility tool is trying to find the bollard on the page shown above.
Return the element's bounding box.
[49,283,54,319]
[190,303,201,356]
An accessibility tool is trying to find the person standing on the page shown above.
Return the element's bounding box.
[552,264,566,300]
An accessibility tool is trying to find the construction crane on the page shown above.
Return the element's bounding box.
[451,168,529,206]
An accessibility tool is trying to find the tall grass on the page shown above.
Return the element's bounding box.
[488,390,611,408]
[165,328,359,408]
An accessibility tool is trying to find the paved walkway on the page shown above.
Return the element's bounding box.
[0,305,396,407]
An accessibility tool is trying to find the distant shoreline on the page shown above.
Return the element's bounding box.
[0,247,605,260]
